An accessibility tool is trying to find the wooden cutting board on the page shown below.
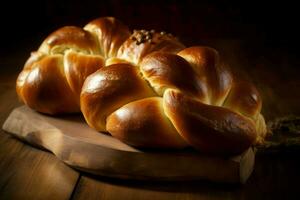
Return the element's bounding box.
[2,106,255,183]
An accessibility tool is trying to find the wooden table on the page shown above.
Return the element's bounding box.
[1,40,300,199]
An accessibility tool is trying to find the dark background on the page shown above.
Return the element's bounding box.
[0,0,299,73]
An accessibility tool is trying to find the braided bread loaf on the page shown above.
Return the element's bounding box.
[17,17,266,155]
[16,17,131,114]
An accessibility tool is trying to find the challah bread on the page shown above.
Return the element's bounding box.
[17,52,80,114]
[106,97,188,148]
[16,17,130,114]
[81,45,267,155]
[84,17,131,58]
[80,63,156,132]
[163,89,257,155]
[17,17,184,114]
[16,16,267,155]
[117,30,185,64]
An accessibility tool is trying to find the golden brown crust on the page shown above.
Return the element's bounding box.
[16,52,45,101]
[223,80,262,119]
[39,26,99,55]
[19,55,79,114]
[178,46,219,75]
[80,63,155,131]
[117,30,185,64]
[17,16,267,154]
[140,52,208,102]
[17,17,130,114]
[107,97,187,148]
[64,50,105,101]
[163,89,257,155]
[93,45,265,153]
[178,47,232,105]
[84,17,131,58]
[81,46,266,154]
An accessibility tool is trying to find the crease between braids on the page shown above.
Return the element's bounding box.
[16,17,267,155]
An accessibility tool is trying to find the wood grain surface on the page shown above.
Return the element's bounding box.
[2,106,254,183]
[1,39,300,199]
[0,75,80,200]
